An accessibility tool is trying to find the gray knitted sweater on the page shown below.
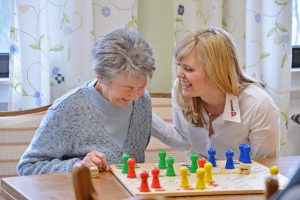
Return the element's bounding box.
[17,81,152,175]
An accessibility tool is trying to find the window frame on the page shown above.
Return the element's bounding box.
[0,53,9,78]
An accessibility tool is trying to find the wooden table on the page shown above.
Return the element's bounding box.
[1,156,300,200]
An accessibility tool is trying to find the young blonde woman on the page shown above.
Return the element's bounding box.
[152,27,280,159]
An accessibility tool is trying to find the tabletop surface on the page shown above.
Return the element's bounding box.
[1,156,300,200]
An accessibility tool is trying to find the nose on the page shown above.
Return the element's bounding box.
[176,65,185,78]
[131,87,145,101]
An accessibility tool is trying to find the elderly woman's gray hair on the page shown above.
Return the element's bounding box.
[92,28,155,84]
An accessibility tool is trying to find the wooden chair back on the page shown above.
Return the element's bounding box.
[0,105,50,178]
[72,166,100,200]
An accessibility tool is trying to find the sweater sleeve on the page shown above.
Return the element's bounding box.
[17,106,81,175]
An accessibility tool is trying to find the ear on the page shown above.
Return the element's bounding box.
[96,75,104,84]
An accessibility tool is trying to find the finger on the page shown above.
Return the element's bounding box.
[95,152,107,164]
[80,158,96,168]
[91,156,103,168]
[103,164,110,171]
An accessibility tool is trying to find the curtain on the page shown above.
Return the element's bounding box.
[9,0,137,111]
[9,0,292,155]
[174,0,292,155]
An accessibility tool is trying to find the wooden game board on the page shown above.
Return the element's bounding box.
[110,160,289,199]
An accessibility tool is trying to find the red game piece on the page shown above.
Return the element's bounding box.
[198,157,206,168]
[151,167,161,188]
[139,170,150,192]
[127,158,137,178]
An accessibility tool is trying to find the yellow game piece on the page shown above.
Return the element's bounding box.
[239,163,251,175]
[266,165,279,199]
[204,162,213,183]
[89,166,99,178]
[269,165,279,176]
[180,166,190,188]
[195,168,206,190]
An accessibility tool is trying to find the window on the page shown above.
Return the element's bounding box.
[0,0,10,111]
[0,0,9,53]
[0,0,10,77]
[293,0,300,45]
[292,0,300,68]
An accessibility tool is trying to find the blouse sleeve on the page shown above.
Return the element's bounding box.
[249,97,280,158]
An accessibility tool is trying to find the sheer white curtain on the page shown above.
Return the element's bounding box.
[9,0,137,110]
[174,0,292,155]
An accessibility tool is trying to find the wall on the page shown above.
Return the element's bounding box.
[287,69,300,155]
[138,0,174,93]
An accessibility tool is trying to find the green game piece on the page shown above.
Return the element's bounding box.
[158,150,167,169]
[121,153,130,174]
[190,153,199,173]
[166,157,176,176]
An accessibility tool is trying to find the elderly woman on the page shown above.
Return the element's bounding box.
[18,28,155,175]
[153,27,280,159]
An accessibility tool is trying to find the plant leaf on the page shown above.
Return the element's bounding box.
[64,13,70,23]
[267,27,276,37]
[222,18,228,27]
[49,45,64,51]
[39,35,45,43]
[281,112,288,123]
[276,22,287,32]
[30,43,41,50]
[175,17,183,22]
[275,0,288,6]
[260,52,270,59]
[281,53,287,68]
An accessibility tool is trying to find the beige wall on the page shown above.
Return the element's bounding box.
[138,0,174,93]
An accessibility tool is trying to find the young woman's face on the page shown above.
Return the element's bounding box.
[176,49,212,98]
[99,73,147,107]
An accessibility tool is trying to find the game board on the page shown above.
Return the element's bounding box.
[110,160,289,199]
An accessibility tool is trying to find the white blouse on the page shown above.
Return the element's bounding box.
[152,79,280,160]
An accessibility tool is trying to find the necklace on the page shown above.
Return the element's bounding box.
[208,112,217,117]
[203,103,223,117]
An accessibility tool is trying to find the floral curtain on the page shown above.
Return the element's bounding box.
[9,0,292,155]
[174,0,292,155]
[9,0,137,111]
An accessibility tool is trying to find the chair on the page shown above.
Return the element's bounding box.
[146,93,188,163]
[0,105,50,179]
[72,166,100,200]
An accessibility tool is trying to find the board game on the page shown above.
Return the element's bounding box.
[110,160,289,199]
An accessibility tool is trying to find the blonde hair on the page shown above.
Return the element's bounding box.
[175,27,260,127]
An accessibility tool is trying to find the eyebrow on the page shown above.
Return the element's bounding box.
[121,85,146,88]
[180,63,194,68]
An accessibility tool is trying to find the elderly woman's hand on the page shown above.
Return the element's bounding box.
[80,150,110,171]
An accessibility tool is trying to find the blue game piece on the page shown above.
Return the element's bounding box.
[225,149,235,169]
[208,148,217,167]
[239,144,245,162]
[242,144,251,163]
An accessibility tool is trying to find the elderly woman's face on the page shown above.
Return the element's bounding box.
[99,73,147,107]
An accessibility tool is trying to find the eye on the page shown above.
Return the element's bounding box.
[184,66,194,72]
[180,64,194,72]
[177,63,194,73]
[123,87,133,92]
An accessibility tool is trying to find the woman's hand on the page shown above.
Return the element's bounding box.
[80,150,110,171]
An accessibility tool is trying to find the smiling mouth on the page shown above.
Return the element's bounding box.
[181,82,192,90]
[122,98,131,102]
